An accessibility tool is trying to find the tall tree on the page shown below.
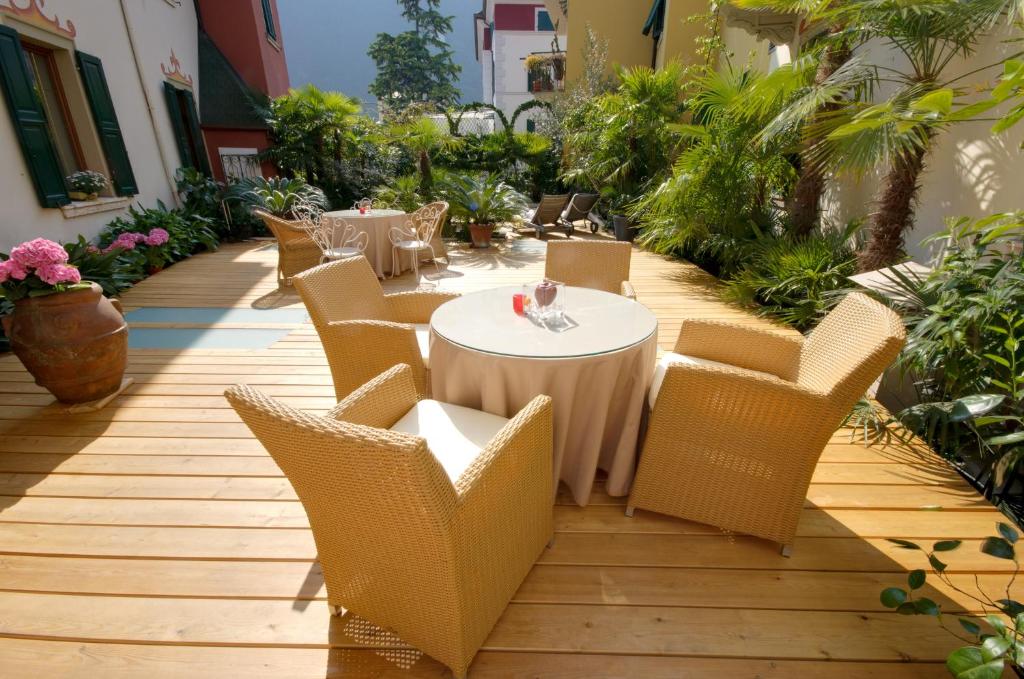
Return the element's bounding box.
[368,0,462,113]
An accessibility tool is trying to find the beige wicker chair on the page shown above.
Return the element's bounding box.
[255,209,322,285]
[627,292,906,555]
[544,240,636,299]
[225,364,554,679]
[292,257,458,399]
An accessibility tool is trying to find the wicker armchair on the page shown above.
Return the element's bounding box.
[292,257,458,398]
[627,292,905,555]
[255,209,323,285]
[225,364,554,679]
[544,240,636,299]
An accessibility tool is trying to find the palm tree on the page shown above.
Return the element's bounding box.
[731,0,1022,269]
[391,116,460,192]
[263,85,363,187]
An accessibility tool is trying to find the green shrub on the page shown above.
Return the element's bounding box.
[372,173,425,213]
[225,176,328,219]
[64,236,143,296]
[439,173,528,228]
[889,213,1024,496]
[722,224,859,332]
[101,202,218,261]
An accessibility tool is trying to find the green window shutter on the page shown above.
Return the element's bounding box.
[76,50,138,196]
[261,0,277,40]
[180,89,211,176]
[163,80,193,169]
[0,25,69,208]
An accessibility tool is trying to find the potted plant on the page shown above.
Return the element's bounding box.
[608,193,636,242]
[440,173,528,248]
[66,170,108,201]
[524,54,554,93]
[0,238,128,404]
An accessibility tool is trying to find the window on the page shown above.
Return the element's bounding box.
[260,0,277,41]
[164,81,211,175]
[21,42,82,178]
[536,9,554,31]
[0,25,137,207]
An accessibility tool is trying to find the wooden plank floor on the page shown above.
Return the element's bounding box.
[0,235,1013,678]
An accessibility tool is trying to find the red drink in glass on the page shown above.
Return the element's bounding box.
[512,293,527,316]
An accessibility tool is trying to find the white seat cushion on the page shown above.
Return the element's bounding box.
[648,352,775,409]
[414,324,430,368]
[325,247,361,259]
[397,240,429,250]
[390,399,510,483]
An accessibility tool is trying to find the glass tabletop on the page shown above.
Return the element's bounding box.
[430,286,658,359]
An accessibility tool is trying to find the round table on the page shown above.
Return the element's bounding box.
[429,286,658,506]
[323,209,407,277]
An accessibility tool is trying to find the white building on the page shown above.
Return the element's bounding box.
[474,0,566,132]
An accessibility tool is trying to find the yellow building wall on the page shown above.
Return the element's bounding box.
[565,0,654,82]
[655,0,711,69]
[566,0,710,82]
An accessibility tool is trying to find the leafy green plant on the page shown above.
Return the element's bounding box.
[63,236,143,296]
[562,62,686,212]
[101,202,218,261]
[881,523,1024,678]
[176,168,223,220]
[875,213,1024,498]
[372,174,425,213]
[225,177,328,219]
[631,67,797,275]
[722,222,860,331]
[440,173,528,227]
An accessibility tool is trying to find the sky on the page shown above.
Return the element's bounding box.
[278,0,483,117]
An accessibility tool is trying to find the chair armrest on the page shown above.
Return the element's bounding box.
[674,319,803,380]
[654,362,830,444]
[454,395,553,500]
[327,362,420,428]
[318,320,428,401]
[384,291,459,324]
[621,281,637,300]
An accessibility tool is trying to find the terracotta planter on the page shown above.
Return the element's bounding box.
[469,223,495,248]
[2,282,128,404]
[68,191,98,201]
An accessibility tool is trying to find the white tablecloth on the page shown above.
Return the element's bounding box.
[323,209,406,277]
[429,286,658,506]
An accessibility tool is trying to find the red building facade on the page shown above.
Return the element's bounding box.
[195,0,289,182]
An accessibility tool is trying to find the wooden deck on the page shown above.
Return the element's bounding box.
[0,235,1015,678]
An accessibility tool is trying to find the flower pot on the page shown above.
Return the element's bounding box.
[469,223,495,248]
[2,282,128,404]
[147,265,164,275]
[612,215,635,242]
[68,191,98,201]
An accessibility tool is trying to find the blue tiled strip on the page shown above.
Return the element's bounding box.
[128,328,291,350]
[125,307,309,324]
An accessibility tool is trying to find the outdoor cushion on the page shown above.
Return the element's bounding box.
[390,399,511,483]
[414,324,430,368]
[648,352,775,409]
[324,246,362,259]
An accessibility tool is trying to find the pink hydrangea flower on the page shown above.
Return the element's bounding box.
[9,238,68,269]
[0,259,30,283]
[105,232,142,253]
[35,263,81,286]
[145,228,170,246]
[86,244,101,254]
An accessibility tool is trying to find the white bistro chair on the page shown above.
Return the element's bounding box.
[306,215,368,264]
[389,203,444,281]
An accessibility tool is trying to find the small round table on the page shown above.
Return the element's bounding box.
[323,209,406,277]
[429,286,658,506]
